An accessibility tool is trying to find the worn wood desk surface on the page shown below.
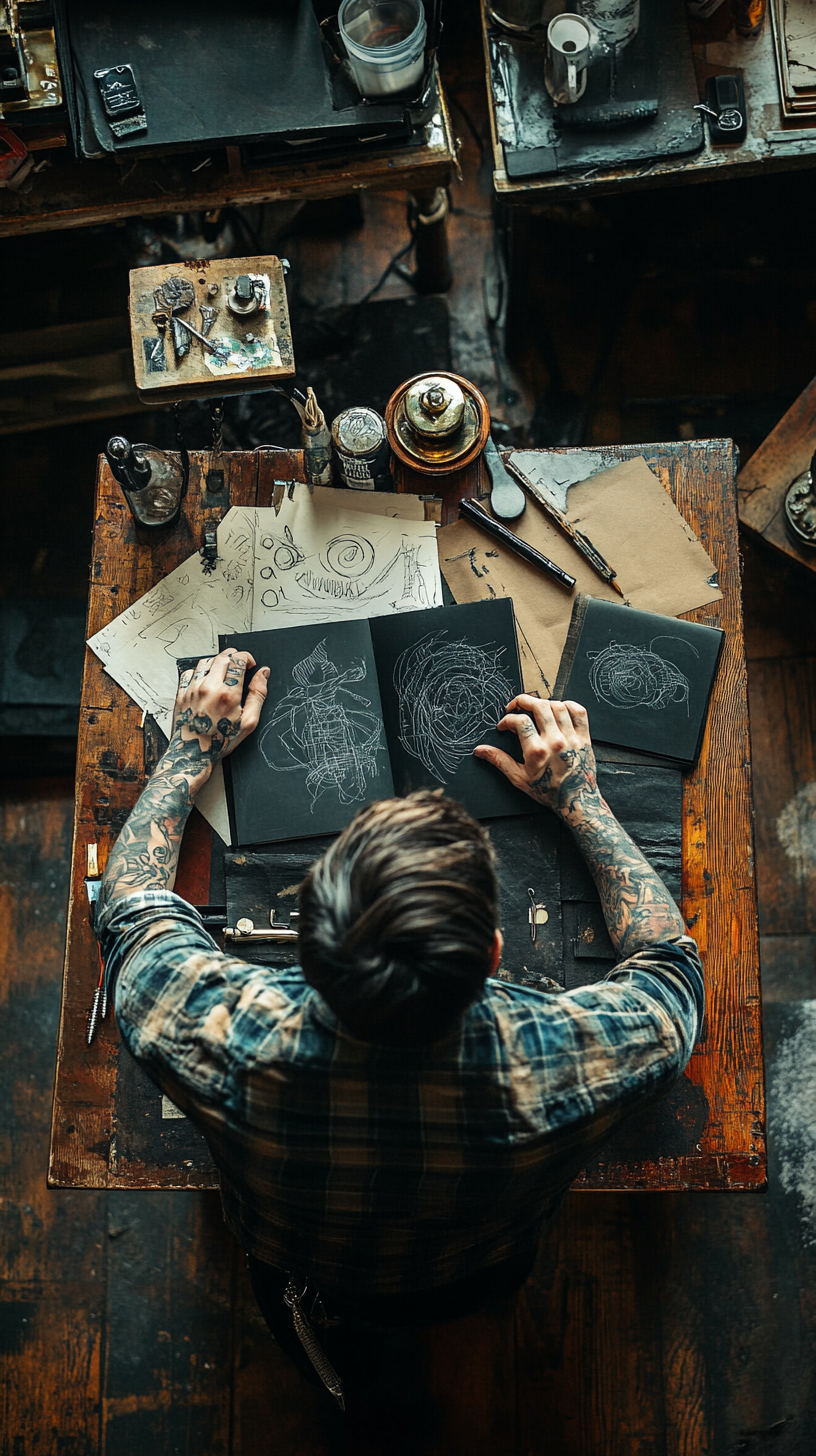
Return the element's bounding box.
[50,440,764,1193]
[0,83,457,239]
[482,3,816,201]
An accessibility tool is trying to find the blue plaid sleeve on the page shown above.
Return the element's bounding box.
[95,888,307,1111]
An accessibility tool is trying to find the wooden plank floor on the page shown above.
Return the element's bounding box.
[3,5,816,1450]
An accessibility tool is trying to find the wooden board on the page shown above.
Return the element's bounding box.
[0,82,457,240]
[129,255,294,404]
[737,372,816,572]
[49,441,763,1192]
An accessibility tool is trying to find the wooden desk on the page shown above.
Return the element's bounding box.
[0,84,457,239]
[49,440,764,1193]
[481,3,816,201]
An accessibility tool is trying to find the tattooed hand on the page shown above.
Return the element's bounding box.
[171,649,269,774]
[475,694,686,956]
[98,648,269,907]
[474,696,601,820]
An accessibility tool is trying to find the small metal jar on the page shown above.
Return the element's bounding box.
[330,406,393,491]
[385,372,490,477]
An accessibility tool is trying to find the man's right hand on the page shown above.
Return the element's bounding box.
[474,696,601,821]
[476,695,687,955]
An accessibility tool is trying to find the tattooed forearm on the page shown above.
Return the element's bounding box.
[98,724,232,910]
[525,745,684,956]
[567,796,684,957]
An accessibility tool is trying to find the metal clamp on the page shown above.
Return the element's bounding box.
[224,912,299,944]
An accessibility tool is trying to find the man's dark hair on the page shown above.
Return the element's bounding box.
[298,791,498,1047]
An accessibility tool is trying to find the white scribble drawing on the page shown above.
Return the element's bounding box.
[259,641,384,809]
[587,636,699,713]
[295,539,430,609]
[394,631,513,783]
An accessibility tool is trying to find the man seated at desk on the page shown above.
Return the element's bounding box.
[95,647,703,1405]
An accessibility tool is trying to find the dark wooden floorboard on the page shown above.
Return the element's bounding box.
[1,782,104,1454]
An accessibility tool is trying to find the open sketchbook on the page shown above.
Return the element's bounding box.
[86,492,442,843]
[554,596,724,768]
[220,600,529,846]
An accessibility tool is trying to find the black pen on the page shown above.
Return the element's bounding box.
[458,498,576,592]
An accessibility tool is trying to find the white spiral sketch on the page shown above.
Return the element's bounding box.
[394,630,513,783]
[587,636,699,714]
[259,641,384,809]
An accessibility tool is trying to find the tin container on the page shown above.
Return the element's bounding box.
[331,406,393,490]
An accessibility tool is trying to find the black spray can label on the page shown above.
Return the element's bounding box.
[330,407,392,491]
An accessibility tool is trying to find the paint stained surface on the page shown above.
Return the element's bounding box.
[776,782,816,882]
[770,1001,816,1247]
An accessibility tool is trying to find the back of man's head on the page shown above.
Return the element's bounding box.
[298,791,498,1047]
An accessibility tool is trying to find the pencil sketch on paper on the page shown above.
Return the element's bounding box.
[394,631,514,783]
[587,636,699,714]
[258,523,306,575]
[294,536,431,610]
[250,501,441,627]
[259,641,385,809]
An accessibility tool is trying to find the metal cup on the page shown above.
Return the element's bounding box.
[545,13,591,106]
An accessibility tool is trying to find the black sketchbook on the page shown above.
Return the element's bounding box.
[553,596,724,769]
[220,600,529,847]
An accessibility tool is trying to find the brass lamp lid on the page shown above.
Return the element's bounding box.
[404,377,466,440]
[386,372,489,473]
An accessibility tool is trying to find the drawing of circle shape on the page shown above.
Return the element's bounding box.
[261,588,279,608]
[323,535,375,579]
[273,543,301,572]
[260,536,275,551]
[589,643,688,712]
[259,565,274,580]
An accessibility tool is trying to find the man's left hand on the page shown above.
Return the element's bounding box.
[172,648,269,770]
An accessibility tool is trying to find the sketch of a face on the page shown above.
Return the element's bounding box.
[394,630,513,782]
[260,640,384,809]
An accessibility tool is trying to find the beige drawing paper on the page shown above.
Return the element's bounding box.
[87,507,257,844]
[439,456,722,695]
[310,486,426,520]
[249,491,441,632]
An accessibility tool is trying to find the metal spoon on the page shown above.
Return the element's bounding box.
[483,436,526,520]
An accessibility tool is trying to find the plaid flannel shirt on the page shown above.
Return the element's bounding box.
[97,889,704,1299]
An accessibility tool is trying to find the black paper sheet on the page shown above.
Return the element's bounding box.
[369,598,530,821]
[221,620,393,846]
[222,599,530,846]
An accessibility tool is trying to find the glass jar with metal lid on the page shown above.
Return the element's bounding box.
[330,406,392,490]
